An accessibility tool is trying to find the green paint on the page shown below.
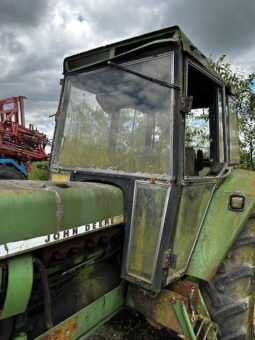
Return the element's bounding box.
[0,181,123,244]
[168,182,215,281]
[58,183,123,230]
[63,26,221,84]
[197,290,210,319]
[0,183,56,243]
[187,169,255,280]
[1,254,33,319]
[173,291,218,339]
[35,283,126,340]
[173,302,196,339]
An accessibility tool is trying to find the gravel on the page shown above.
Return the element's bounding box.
[88,310,179,340]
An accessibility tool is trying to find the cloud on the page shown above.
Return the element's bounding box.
[0,0,254,145]
[159,0,255,59]
[0,0,50,27]
[78,0,166,39]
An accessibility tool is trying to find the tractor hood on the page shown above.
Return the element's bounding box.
[0,180,124,259]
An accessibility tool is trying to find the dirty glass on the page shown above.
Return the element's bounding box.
[218,89,224,163]
[227,95,240,164]
[126,181,170,283]
[185,63,226,176]
[185,108,210,158]
[55,54,173,175]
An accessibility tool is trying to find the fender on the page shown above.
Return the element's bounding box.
[187,169,255,281]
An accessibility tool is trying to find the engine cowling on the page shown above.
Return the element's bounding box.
[0,180,124,339]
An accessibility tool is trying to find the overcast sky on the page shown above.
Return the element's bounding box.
[0,0,254,143]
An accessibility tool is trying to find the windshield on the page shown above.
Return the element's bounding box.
[53,53,174,176]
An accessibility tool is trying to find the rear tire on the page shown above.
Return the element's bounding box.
[0,165,25,179]
[201,215,255,339]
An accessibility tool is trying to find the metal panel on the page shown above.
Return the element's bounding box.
[124,180,171,285]
[187,169,255,280]
[35,283,126,340]
[126,283,218,339]
[1,254,33,319]
[126,284,185,336]
[167,181,215,282]
[0,181,124,261]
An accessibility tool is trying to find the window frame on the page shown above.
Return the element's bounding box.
[226,94,240,165]
[183,58,228,180]
[51,52,176,180]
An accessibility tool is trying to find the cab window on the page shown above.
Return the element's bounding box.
[185,64,225,176]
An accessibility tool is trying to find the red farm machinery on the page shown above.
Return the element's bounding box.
[0,96,48,178]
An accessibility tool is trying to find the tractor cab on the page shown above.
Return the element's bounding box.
[51,26,239,180]
[50,26,240,292]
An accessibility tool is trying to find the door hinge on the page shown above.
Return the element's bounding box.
[162,249,177,269]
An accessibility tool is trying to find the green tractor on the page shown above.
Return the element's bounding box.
[0,26,254,339]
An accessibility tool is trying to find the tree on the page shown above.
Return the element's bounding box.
[209,55,255,169]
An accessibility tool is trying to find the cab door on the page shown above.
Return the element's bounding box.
[167,60,227,282]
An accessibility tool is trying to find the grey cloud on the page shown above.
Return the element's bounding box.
[160,0,255,56]
[82,0,255,60]
[81,0,166,40]
[0,30,25,53]
[0,0,49,27]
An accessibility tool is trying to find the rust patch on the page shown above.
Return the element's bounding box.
[127,284,185,334]
[171,280,199,310]
[44,319,77,340]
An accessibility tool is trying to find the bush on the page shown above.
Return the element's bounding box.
[28,161,49,180]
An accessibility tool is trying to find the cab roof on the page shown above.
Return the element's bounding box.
[63,25,222,82]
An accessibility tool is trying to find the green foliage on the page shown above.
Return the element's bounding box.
[209,55,255,169]
[185,109,210,157]
[28,161,49,180]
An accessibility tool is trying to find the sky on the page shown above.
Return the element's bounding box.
[0,0,254,144]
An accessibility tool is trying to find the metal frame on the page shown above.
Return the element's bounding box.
[33,283,126,340]
[183,57,227,180]
[165,57,232,282]
[51,52,176,180]
[124,180,171,285]
[0,96,48,164]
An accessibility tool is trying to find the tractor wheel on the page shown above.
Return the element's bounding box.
[201,214,255,339]
[0,165,25,179]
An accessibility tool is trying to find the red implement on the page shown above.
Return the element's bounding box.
[0,96,48,164]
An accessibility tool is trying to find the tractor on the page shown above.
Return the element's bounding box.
[0,26,254,339]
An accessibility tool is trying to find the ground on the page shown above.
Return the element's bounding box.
[88,310,178,340]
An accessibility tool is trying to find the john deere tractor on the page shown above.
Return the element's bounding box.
[0,26,254,339]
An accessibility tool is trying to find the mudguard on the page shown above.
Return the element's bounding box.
[187,169,255,280]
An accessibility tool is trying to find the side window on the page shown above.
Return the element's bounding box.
[184,64,225,176]
[226,95,240,165]
[218,89,225,163]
